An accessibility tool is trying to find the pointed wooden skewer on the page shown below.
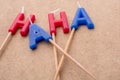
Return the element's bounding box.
[0,32,12,56]
[52,33,60,80]
[0,7,24,57]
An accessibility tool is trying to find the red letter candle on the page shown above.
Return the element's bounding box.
[8,13,35,36]
[48,11,69,35]
[0,7,35,56]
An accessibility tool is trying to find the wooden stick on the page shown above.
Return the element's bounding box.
[49,39,96,80]
[0,32,12,56]
[54,28,75,80]
[52,33,60,80]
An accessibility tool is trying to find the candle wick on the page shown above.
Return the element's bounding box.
[29,15,33,25]
[21,6,24,13]
[77,1,82,8]
[50,8,61,14]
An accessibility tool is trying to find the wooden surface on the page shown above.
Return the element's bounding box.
[0,0,120,80]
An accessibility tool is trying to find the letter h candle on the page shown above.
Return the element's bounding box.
[0,7,35,56]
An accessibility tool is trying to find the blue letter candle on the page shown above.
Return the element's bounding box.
[29,24,52,49]
[71,7,94,30]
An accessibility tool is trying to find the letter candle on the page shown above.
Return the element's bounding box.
[0,7,35,57]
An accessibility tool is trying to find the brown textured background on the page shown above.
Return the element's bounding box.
[0,0,120,80]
